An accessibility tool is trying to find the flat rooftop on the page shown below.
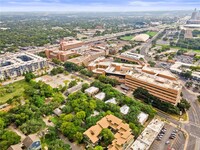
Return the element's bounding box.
[130,118,164,150]
[127,67,181,91]
[121,51,145,59]
[85,86,99,94]
[105,98,117,104]
[61,40,83,46]
[120,105,130,115]
[94,92,106,100]
[0,52,46,71]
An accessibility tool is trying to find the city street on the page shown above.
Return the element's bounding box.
[182,87,200,150]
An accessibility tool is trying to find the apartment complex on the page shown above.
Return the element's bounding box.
[84,114,134,150]
[88,58,182,105]
[0,52,48,80]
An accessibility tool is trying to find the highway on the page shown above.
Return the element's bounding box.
[84,27,158,43]
[140,29,165,61]
[23,26,163,54]
[17,25,167,55]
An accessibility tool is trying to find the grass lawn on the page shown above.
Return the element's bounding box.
[0,80,30,104]
[156,44,200,53]
[120,35,134,41]
[50,116,58,125]
[193,50,200,53]
[146,31,157,37]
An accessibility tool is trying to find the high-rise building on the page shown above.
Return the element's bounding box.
[187,8,200,24]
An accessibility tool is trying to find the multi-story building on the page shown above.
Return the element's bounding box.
[45,49,78,62]
[128,118,164,150]
[116,51,146,66]
[60,39,84,50]
[46,42,109,66]
[125,67,182,105]
[170,61,200,81]
[187,8,200,24]
[67,48,109,66]
[0,52,48,80]
[88,58,182,105]
[84,114,134,150]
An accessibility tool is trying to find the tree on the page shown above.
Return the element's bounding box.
[133,87,180,114]
[100,128,114,146]
[74,132,83,143]
[52,58,62,65]
[50,67,64,75]
[19,118,45,134]
[177,99,191,111]
[76,111,86,120]
[94,146,103,150]
[31,95,45,107]
[64,62,83,72]
[68,80,77,88]
[44,127,58,142]
[81,83,89,92]
[80,69,93,77]
[0,130,21,150]
[185,81,193,88]
[48,139,70,150]
[24,72,35,82]
[0,118,5,131]
[98,75,118,86]
[60,122,77,140]
[181,71,192,79]
[148,61,156,67]
[61,114,74,122]
[129,123,141,137]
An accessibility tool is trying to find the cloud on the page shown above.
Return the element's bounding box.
[129,0,200,7]
[0,0,200,12]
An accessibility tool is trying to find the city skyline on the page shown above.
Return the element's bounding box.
[0,0,200,12]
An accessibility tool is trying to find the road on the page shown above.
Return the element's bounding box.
[140,29,165,61]
[24,27,163,54]
[84,27,159,43]
[157,87,200,150]
[182,87,200,150]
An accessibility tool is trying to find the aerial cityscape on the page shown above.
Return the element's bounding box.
[0,1,200,150]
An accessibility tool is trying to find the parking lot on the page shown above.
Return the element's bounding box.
[150,123,186,150]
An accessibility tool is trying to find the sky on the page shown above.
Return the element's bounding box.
[0,0,200,12]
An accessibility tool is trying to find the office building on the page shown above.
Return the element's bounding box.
[60,39,83,50]
[125,66,182,105]
[88,58,182,105]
